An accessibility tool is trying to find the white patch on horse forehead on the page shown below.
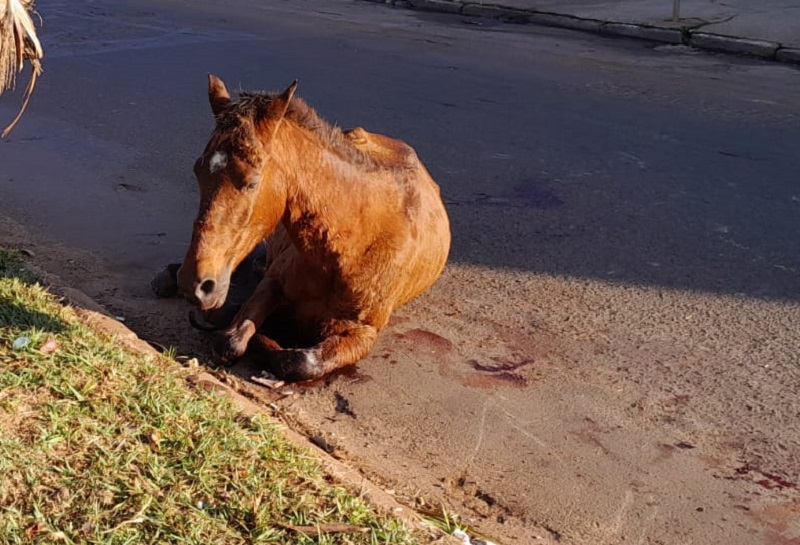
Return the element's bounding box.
[209,151,228,173]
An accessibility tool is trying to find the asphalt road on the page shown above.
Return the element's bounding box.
[1,1,799,543]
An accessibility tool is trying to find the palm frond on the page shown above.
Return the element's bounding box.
[0,0,43,137]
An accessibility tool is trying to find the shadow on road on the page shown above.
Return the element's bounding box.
[388,74,800,303]
[440,157,800,301]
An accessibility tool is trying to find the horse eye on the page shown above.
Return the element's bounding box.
[243,179,260,191]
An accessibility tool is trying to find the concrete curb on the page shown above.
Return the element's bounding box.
[406,0,462,14]
[373,0,800,65]
[689,32,779,58]
[776,47,800,64]
[462,3,528,21]
[527,11,603,33]
[601,22,683,44]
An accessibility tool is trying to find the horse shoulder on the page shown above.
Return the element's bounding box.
[343,127,418,169]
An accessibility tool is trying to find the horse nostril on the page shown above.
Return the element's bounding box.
[198,279,216,298]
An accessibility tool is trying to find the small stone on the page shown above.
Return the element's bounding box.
[147,431,162,449]
[310,435,334,454]
[12,336,30,350]
[39,337,58,354]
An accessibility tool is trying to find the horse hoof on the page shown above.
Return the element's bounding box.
[150,263,180,298]
[189,304,239,332]
[214,331,249,363]
[189,309,220,331]
[269,349,325,382]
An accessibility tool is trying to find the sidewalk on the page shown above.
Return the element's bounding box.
[398,0,800,64]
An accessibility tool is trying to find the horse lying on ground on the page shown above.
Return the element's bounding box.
[163,75,450,382]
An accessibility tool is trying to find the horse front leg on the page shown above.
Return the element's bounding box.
[256,320,379,382]
[216,275,284,362]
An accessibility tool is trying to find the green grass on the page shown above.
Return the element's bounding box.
[0,249,419,545]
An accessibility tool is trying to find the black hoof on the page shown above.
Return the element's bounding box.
[267,349,326,382]
[189,309,221,332]
[150,263,181,298]
[214,331,249,364]
[188,304,240,332]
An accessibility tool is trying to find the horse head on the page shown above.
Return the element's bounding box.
[177,74,297,310]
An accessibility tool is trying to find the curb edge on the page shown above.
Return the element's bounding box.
[371,0,800,64]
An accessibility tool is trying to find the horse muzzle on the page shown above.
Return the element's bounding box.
[177,265,231,311]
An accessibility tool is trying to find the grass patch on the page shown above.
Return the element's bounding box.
[0,249,419,544]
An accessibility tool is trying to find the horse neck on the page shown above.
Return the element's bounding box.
[272,122,377,252]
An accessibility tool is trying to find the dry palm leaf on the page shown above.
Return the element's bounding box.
[0,0,43,137]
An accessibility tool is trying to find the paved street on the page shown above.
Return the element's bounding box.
[1,1,799,543]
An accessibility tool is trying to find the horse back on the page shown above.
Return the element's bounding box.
[344,127,418,169]
[268,126,449,332]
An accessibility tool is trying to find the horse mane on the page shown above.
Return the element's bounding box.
[217,91,387,171]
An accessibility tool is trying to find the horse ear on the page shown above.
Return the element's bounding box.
[280,80,298,103]
[273,80,298,120]
[208,74,231,117]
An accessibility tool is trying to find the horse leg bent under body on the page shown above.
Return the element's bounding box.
[217,273,285,361]
[250,319,379,382]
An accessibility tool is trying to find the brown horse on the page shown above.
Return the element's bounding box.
[176,75,451,382]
